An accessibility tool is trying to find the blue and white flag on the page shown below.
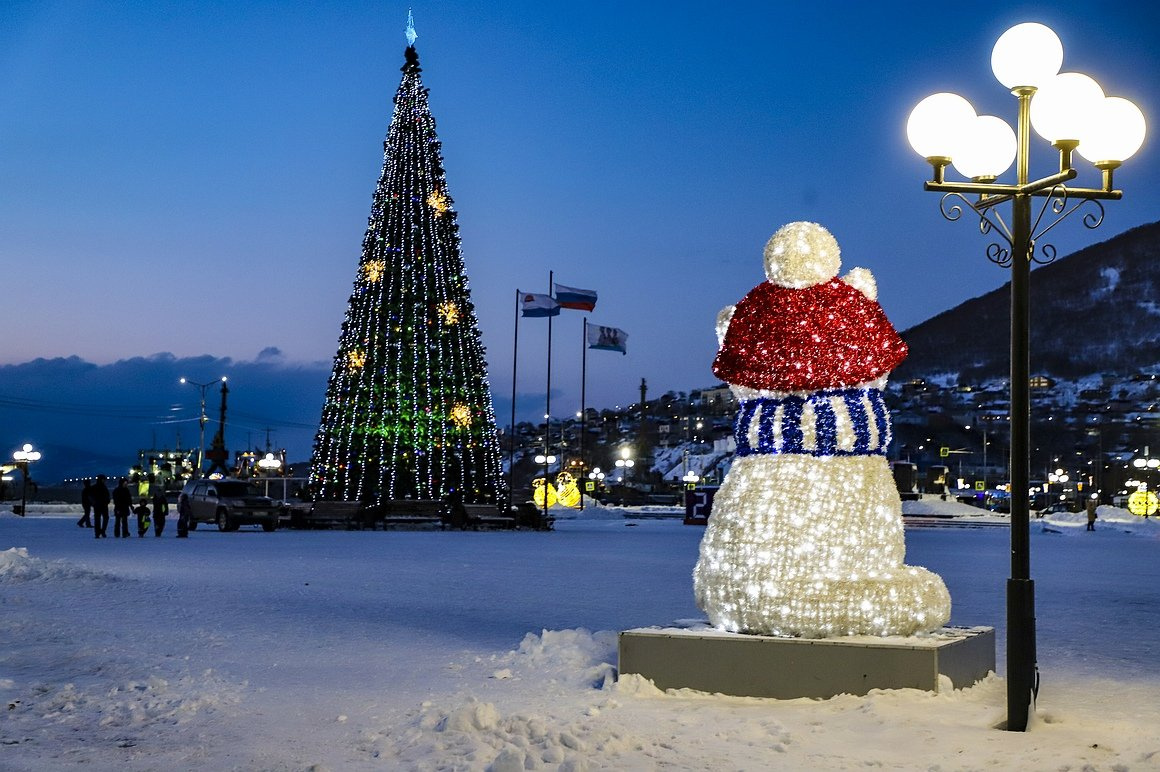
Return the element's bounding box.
[521,292,561,317]
[587,325,628,354]
[554,283,598,312]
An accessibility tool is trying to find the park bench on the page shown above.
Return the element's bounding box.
[462,503,516,530]
[379,499,444,529]
[513,502,555,531]
[299,500,377,530]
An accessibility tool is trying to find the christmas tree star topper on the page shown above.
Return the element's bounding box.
[406,9,418,46]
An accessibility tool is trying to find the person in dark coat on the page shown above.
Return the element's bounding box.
[442,488,470,530]
[112,478,133,538]
[91,475,111,538]
[135,498,152,537]
[78,479,93,528]
[152,490,169,537]
[176,492,192,538]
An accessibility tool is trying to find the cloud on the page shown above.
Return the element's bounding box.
[0,352,329,482]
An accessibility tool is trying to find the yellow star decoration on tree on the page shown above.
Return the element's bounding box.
[347,350,367,370]
[437,301,460,326]
[362,259,385,283]
[426,190,450,216]
[449,403,472,428]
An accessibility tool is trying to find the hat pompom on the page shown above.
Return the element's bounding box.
[715,305,735,348]
[842,267,877,300]
[763,222,841,289]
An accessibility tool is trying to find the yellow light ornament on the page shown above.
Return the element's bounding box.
[347,350,366,370]
[1128,489,1158,517]
[532,477,557,508]
[449,403,471,428]
[427,190,450,216]
[437,301,460,325]
[362,259,385,283]
[554,471,581,508]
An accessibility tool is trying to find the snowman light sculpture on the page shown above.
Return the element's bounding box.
[693,222,950,638]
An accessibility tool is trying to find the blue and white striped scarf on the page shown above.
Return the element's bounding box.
[733,388,892,457]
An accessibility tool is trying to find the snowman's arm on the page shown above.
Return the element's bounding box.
[842,267,877,300]
[715,305,735,349]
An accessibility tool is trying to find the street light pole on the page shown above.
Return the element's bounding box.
[12,443,41,517]
[907,23,1145,732]
[181,376,227,480]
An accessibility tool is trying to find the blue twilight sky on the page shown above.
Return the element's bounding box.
[2,2,1159,477]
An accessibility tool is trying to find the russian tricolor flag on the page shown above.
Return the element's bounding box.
[554,283,598,312]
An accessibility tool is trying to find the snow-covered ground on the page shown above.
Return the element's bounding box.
[2,502,1159,770]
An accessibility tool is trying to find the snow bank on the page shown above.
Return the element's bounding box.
[1041,504,1160,536]
[0,546,118,583]
[901,497,1000,519]
[358,628,622,770]
[3,502,82,517]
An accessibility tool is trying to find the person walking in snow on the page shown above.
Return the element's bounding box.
[135,498,152,537]
[1086,499,1098,531]
[176,491,192,538]
[91,475,111,538]
[152,489,169,537]
[112,477,133,538]
[77,479,93,528]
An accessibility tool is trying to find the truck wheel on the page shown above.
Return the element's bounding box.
[217,510,233,532]
[262,519,276,532]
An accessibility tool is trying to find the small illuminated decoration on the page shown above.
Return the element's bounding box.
[693,222,951,638]
[347,350,367,370]
[555,471,581,508]
[532,477,557,508]
[1128,488,1158,517]
[363,259,386,283]
[437,301,460,326]
[427,190,450,216]
[449,403,471,428]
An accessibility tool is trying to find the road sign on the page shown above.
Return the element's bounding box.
[940,446,950,458]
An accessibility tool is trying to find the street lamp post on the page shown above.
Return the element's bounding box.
[12,443,42,517]
[908,23,1145,731]
[257,451,283,497]
[965,424,990,487]
[180,376,227,480]
[534,452,556,517]
[615,446,635,485]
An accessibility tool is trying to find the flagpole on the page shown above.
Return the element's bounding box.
[580,317,587,511]
[508,289,520,514]
[544,271,554,524]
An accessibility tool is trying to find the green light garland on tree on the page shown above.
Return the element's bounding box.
[309,42,505,505]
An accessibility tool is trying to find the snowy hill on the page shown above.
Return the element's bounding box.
[895,221,1160,382]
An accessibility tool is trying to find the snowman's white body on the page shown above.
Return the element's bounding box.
[693,380,951,637]
[692,223,951,638]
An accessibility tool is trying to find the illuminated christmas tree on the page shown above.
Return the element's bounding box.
[310,27,504,505]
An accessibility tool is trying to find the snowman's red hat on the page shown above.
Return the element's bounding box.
[712,277,907,392]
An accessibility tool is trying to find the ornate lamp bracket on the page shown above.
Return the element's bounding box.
[1027,184,1106,265]
[939,192,1014,266]
[936,183,1107,268]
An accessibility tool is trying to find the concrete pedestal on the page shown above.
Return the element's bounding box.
[618,622,994,699]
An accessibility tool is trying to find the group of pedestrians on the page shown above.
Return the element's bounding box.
[77,476,189,538]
